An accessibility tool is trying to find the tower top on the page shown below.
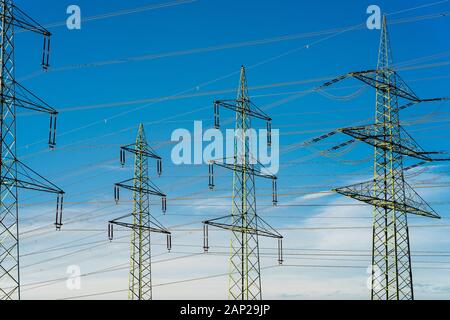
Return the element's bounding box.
[136,123,147,145]
[237,65,249,101]
[377,15,393,70]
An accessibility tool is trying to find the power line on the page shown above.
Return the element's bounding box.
[0,1,66,300]
[17,2,450,162]
[22,9,450,79]
[57,255,450,300]
[18,0,198,32]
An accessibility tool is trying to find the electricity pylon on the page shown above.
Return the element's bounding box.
[311,16,449,300]
[0,1,64,300]
[203,66,283,300]
[109,124,171,300]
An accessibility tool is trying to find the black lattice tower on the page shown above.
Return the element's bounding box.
[311,16,449,300]
[109,124,171,300]
[0,0,64,300]
[203,66,283,300]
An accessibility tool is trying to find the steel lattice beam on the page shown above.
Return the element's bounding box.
[109,124,171,300]
[203,66,282,300]
[313,16,447,300]
[0,0,63,300]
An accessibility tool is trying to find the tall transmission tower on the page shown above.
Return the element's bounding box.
[109,124,171,300]
[309,16,449,300]
[203,66,283,300]
[0,1,64,300]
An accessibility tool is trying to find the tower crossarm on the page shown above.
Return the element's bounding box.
[10,81,58,147]
[121,143,161,160]
[210,160,276,180]
[115,179,166,198]
[333,180,440,219]
[302,95,448,150]
[7,160,63,194]
[109,213,171,235]
[6,160,65,229]
[399,97,449,111]
[4,4,50,36]
[213,99,273,141]
[214,99,271,122]
[10,81,57,114]
[208,159,278,205]
[349,70,420,102]
[337,124,443,161]
[318,70,446,103]
[3,4,51,69]
[108,213,172,251]
[120,142,162,175]
[203,215,282,239]
[202,214,284,264]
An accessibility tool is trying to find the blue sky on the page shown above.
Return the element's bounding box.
[10,0,450,299]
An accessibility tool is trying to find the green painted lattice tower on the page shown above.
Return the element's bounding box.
[203,66,283,300]
[110,124,171,300]
[313,16,449,300]
[0,0,64,300]
[371,16,413,300]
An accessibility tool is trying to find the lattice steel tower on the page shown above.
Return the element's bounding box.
[313,16,448,300]
[0,0,64,300]
[109,124,171,300]
[203,66,283,300]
